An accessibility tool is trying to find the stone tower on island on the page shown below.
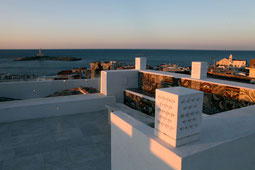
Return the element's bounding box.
[37,48,44,57]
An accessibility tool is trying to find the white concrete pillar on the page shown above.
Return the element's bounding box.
[191,62,207,79]
[154,87,203,147]
[100,70,138,102]
[135,57,147,70]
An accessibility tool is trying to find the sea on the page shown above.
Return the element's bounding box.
[0,49,255,76]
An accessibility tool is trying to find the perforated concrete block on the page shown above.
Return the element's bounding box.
[154,86,203,147]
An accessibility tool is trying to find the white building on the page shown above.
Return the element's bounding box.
[246,59,255,78]
[216,54,246,68]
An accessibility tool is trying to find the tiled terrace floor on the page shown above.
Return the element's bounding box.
[0,110,111,170]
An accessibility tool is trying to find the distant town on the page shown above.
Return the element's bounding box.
[1,50,255,84]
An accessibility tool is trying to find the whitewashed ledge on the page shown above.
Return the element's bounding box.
[0,94,116,123]
[0,78,100,100]
[111,104,255,170]
[140,70,255,90]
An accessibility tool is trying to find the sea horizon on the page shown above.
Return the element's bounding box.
[1,48,255,51]
[1,49,255,76]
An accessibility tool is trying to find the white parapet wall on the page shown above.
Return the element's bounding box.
[0,78,100,100]
[0,93,115,123]
[101,70,138,102]
[111,105,255,170]
[111,110,182,170]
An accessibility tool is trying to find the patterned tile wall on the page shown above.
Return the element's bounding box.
[128,72,255,115]
[124,91,155,116]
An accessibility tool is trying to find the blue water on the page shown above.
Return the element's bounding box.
[0,49,255,76]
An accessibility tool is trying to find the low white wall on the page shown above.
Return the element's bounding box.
[111,110,255,170]
[111,111,182,170]
[182,133,255,170]
[101,70,138,102]
[0,78,100,99]
[0,94,115,123]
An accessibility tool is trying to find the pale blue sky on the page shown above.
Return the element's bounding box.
[0,0,255,50]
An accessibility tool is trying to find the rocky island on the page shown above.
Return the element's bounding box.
[15,56,81,61]
[14,49,81,61]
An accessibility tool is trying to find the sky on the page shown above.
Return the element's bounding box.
[0,0,255,50]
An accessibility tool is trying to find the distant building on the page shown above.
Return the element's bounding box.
[157,64,178,71]
[246,59,255,78]
[72,67,87,73]
[117,65,135,70]
[90,61,124,78]
[216,54,247,68]
[72,67,90,79]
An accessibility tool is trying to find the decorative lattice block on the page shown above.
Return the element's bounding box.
[154,87,203,147]
[135,57,146,70]
[191,62,207,79]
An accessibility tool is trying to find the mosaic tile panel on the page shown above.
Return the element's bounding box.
[224,86,240,100]
[138,72,255,103]
[240,89,255,103]
[212,84,226,96]
[200,82,213,93]
[125,89,253,115]
[124,90,155,116]
[138,72,181,93]
[190,81,201,91]
[181,79,192,88]
[203,93,252,114]
[134,72,255,115]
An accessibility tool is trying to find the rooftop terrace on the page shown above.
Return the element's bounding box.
[0,110,110,170]
[1,57,255,170]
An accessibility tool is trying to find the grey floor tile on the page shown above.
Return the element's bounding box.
[90,134,108,144]
[8,121,28,136]
[2,154,45,170]
[43,149,71,170]
[46,163,70,170]
[70,156,110,170]
[92,157,111,170]
[0,110,111,170]
[14,144,39,158]
[0,127,11,146]
[96,143,111,155]
[33,134,56,145]
[54,128,84,142]
[68,144,105,163]
[34,141,66,154]
[57,136,92,148]
[70,161,97,170]
[10,134,35,148]
[0,148,15,161]
[80,125,103,136]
